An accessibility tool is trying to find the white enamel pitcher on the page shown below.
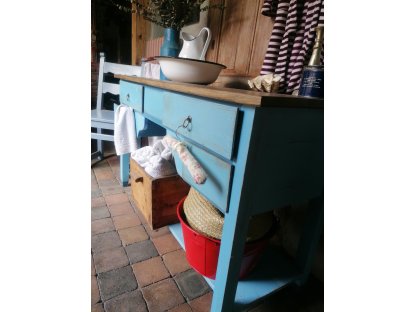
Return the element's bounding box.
[179,27,212,61]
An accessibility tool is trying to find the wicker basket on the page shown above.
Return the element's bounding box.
[183,188,275,241]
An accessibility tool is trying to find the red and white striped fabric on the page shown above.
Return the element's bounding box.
[260,0,324,94]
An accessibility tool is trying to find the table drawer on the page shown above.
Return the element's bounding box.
[144,86,238,160]
[171,139,233,213]
[120,81,143,112]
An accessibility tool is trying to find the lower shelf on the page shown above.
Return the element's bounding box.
[169,223,303,310]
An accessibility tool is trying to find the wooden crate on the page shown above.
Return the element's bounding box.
[130,158,190,230]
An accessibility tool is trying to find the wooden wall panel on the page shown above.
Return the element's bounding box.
[205,0,224,63]
[216,0,245,74]
[132,10,147,65]
[206,0,273,78]
[248,1,274,76]
[131,4,138,64]
[234,0,261,75]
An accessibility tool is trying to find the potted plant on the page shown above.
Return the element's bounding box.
[111,0,225,56]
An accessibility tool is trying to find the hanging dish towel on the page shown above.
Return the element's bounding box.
[114,105,138,155]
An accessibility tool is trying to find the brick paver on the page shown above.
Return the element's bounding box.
[108,201,135,216]
[100,185,124,196]
[107,157,119,167]
[93,246,129,274]
[132,256,170,287]
[91,275,100,305]
[91,169,98,184]
[92,255,96,276]
[113,213,142,230]
[92,206,111,221]
[188,292,213,312]
[163,249,191,276]
[97,178,119,187]
[92,196,106,208]
[143,223,171,238]
[92,183,100,192]
[94,168,115,181]
[91,218,115,235]
[94,168,114,183]
[131,203,149,224]
[91,303,104,312]
[168,303,192,312]
[91,158,212,311]
[118,225,149,246]
[91,231,121,253]
[142,278,185,312]
[97,266,138,301]
[91,189,103,198]
[152,234,181,255]
[93,161,110,169]
[174,270,210,301]
[125,240,159,264]
[104,290,148,312]
[104,193,130,206]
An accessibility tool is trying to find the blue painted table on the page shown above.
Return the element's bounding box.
[116,76,324,311]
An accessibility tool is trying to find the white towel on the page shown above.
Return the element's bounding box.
[114,105,138,155]
[131,146,153,167]
[145,155,176,177]
[143,63,160,79]
[152,139,172,160]
[131,139,176,178]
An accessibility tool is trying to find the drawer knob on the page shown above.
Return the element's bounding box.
[126,93,130,101]
[176,116,192,139]
[182,116,192,129]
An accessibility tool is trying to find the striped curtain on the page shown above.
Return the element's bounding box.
[260,0,324,94]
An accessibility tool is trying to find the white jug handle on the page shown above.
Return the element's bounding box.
[199,27,211,61]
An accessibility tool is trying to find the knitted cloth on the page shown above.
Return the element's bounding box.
[163,136,207,184]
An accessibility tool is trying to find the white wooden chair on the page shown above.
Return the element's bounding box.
[91,53,142,160]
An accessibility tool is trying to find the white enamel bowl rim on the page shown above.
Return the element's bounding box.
[155,56,226,85]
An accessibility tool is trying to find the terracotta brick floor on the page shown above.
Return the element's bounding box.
[91,151,323,312]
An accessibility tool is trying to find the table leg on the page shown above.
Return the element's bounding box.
[120,153,131,187]
[211,198,252,311]
[295,194,324,285]
[211,107,257,312]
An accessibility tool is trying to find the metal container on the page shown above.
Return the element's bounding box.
[298,65,324,98]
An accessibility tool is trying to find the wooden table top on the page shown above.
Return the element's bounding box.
[115,75,324,109]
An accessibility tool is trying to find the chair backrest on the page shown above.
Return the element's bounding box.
[96,52,142,112]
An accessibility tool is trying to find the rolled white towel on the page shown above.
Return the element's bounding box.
[131,140,177,178]
[131,146,153,167]
[144,155,177,178]
[152,139,172,161]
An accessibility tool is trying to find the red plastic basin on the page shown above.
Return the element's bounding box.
[177,197,272,280]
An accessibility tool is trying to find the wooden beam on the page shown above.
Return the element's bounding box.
[131,2,137,64]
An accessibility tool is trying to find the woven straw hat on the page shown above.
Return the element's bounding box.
[183,188,275,241]
[184,188,224,240]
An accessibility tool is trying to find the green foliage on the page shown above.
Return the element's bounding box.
[110,0,224,31]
